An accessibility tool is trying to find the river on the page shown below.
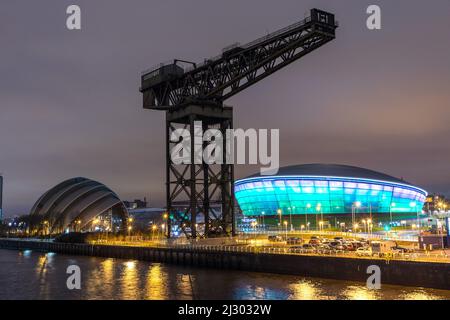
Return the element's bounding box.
[0,249,449,300]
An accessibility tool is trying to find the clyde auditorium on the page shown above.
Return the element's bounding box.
[235,164,427,225]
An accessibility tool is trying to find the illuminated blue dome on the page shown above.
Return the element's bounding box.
[235,164,427,219]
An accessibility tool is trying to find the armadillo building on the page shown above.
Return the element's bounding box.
[29,177,129,235]
[235,164,427,226]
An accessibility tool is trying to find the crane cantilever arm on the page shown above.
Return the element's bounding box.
[140,8,338,110]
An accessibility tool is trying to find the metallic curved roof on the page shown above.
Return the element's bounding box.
[30,177,127,232]
[245,163,410,185]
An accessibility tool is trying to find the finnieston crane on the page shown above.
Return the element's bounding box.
[140,8,338,238]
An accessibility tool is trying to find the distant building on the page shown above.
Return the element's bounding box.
[424,194,448,213]
[123,198,148,210]
[29,177,129,235]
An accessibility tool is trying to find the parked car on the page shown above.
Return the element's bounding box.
[268,235,283,242]
[391,246,412,253]
[356,247,372,257]
[287,237,302,245]
[334,245,347,253]
[308,238,321,245]
[289,245,304,253]
[334,236,344,241]
[301,243,316,253]
[329,241,342,247]
[316,244,333,254]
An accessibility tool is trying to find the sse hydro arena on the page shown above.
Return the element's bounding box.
[235,164,427,229]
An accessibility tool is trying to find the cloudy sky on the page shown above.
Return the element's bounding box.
[1,0,450,216]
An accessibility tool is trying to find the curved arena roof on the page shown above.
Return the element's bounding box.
[247,163,409,184]
[235,164,427,217]
[30,177,128,233]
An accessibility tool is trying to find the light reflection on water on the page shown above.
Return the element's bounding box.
[1,249,449,300]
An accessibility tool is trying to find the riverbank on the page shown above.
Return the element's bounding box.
[0,238,449,290]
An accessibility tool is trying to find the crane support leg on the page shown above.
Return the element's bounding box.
[165,104,235,238]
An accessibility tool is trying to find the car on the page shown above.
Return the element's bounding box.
[316,244,333,254]
[308,238,321,245]
[268,235,283,242]
[329,241,341,247]
[287,237,302,245]
[334,245,347,252]
[301,244,317,253]
[391,246,411,253]
[356,247,372,257]
[288,245,304,253]
[334,237,344,241]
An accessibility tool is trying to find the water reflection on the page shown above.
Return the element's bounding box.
[121,260,138,299]
[1,249,449,300]
[289,280,324,300]
[145,264,168,300]
[343,285,379,300]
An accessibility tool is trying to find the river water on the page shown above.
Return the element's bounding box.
[0,249,449,300]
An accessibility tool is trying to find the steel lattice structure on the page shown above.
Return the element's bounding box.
[140,8,338,238]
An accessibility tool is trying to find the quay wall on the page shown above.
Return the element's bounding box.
[0,239,448,290]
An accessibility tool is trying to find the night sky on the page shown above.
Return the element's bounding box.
[1,0,450,216]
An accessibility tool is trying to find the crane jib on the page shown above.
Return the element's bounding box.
[140,8,337,110]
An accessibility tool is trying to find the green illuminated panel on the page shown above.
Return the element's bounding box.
[235,176,427,217]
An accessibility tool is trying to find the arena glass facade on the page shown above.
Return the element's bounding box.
[235,165,427,220]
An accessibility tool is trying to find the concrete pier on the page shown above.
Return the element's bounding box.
[1,239,449,290]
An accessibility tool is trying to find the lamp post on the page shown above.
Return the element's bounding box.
[151,224,157,240]
[277,209,282,227]
[163,213,168,237]
[362,219,367,233]
[352,201,361,233]
[305,204,311,231]
[283,221,288,240]
[287,207,293,231]
[316,204,322,231]
[319,220,324,232]
[261,212,265,232]
[390,202,396,225]
[367,219,372,235]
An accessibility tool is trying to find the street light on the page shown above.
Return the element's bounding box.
[261,211,265,231]
[353,223,359,233]
[283,220,288,240]
[352,201,361,229]
[288,207,293,231]
[151,224,157,240]
[305,203,311,231]
[277,209,282,226]
[319,220,324,232]
[390,202,396,225]
[316,203,322,231]
[367,218,372,235]
[362,219,367,233]
[410,201,419,233]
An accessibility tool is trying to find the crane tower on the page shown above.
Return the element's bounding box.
[140,8,338,238]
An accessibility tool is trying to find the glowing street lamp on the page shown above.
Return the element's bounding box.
[410,201,419,232]
[283,220,288,239]
[277,209,282,225]
[390,202,396,225]
[305,203,311,231]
